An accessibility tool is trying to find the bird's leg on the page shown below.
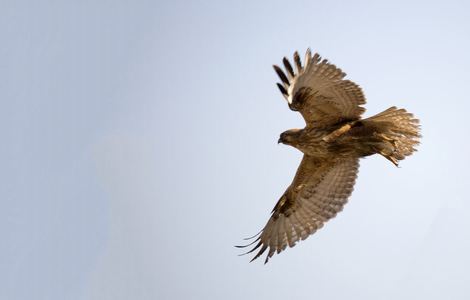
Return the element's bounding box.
[376,133,398,148]
[380,152,399,167]
[322,123,352,142]
[373,140,400,167]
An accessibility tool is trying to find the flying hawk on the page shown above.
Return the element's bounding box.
[238,49,420,263]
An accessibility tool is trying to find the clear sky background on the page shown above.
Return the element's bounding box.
[2,1,470,299]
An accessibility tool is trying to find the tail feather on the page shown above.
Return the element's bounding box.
[364,106,421,165]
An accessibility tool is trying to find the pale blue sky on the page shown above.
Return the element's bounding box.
[1,1,470,299]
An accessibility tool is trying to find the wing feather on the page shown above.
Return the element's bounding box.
[283,57,295,79]
[274,49,366,127]
[244,156,360,263]
[276,216,288,253]
[273,65,289,86]
[293,51,302,73]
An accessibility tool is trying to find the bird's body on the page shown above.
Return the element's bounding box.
[284,108,418,164]
[238,49,420,263]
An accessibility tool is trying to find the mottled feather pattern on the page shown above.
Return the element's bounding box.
[239,157,359,263]
[363,106,421,161]
[238,49,420,263]
[273,49,365,126]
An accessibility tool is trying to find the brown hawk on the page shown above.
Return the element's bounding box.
[238,49,420,263]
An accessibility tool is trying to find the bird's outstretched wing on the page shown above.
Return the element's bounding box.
[274,49,366,128]
[238,156,359,263]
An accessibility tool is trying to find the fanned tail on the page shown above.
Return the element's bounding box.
[363,106,421,166]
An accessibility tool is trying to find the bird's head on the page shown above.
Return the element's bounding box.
[278,129,302,145]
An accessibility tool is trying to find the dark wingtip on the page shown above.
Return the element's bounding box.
[235,236,260,249]
[277,83,287,96]
[282,57,294,77]
[306,48,312,57]
[248,243,268,262]
[243,230,262,240]
[264,256,270,264]
[293,51,302,71]
[273,65,289,85]
[240,240,264,258]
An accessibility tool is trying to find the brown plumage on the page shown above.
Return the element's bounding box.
[237,49,420,263]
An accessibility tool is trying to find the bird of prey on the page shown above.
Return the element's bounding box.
[237,49,420,263]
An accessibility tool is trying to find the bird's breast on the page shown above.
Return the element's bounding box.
[294,129,330,158]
